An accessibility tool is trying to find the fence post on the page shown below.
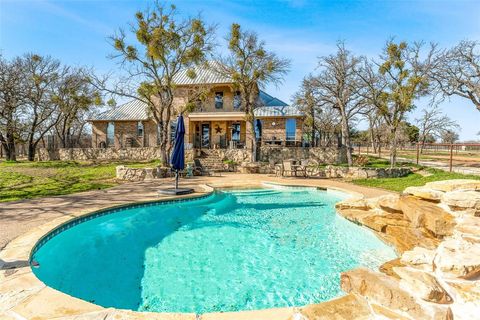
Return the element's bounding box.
[449,144,453,172]
[416,143,420,165]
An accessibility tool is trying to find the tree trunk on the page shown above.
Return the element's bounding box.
[4,130,17,161]
[389,125,398,168]
[27,136,36,161]
[339,107,353,166]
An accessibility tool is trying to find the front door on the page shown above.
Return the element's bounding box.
[201,123,210,148]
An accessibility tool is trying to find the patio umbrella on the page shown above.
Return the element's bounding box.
[170,114,185,189]
[159,114,193,195]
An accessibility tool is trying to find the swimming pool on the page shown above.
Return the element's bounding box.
[31,187,396,314]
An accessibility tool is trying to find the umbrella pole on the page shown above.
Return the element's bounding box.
[175,170,179,190]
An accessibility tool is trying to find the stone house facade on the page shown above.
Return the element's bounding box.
[89,63,305,152]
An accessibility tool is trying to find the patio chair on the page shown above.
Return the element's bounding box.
[193,159,212,176]
[295,159,307,178]
[282,160,296,177]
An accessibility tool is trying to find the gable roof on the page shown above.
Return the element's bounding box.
[172,61,232,85]
[90,92,300,121]
[91,100,150,121]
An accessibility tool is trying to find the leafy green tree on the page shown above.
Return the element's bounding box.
[102,3,215,164]
[217,23,290,161]
[359,41,437,167]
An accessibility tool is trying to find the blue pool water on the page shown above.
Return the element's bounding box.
[32,187,396,313]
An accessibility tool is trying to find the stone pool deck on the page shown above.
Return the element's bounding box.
[2,174,478,319]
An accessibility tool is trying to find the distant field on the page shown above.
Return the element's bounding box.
[0,160,160,202]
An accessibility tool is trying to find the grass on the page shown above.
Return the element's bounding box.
[0,160,161,202]
[352,167,480,193]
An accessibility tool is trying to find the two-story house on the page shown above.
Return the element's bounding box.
[89,63,304,151]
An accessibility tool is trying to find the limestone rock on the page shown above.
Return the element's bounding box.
[403,186,444,202]
[435,239,480,279]
[298,294,372,320]
[394,267,453,304]
[335,198,370,211]
[442,190,480,213]
[379,258,405,279]
[376,194,403,213]
[455,216,480,243]
[384,225,440,253]
[340,267,452,320]
[445,280,480,303]
[399,195,455,237]
[425,179,480,192]
[400,247,436,271]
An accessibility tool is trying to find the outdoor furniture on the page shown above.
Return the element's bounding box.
[292,161,307,178]
[282,160,296,177]
[274,163,283,177]
[193,159,212,176]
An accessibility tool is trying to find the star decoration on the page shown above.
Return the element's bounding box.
[215,126,223,134]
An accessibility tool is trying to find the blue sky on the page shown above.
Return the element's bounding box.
[1,0,479,140]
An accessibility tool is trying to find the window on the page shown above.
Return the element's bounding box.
[106,122,115,147]
[255,119,262,139]
[286,118,296,141]
[137,121,144,137]
[170,119,178,143]
[215,92,224,109]
[233,91,241,109]
[231,123,241,141]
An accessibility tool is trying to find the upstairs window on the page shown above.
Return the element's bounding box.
[233,91,241,109]
[286,118,296,141]
[137,121,144,137]
[106,122,115,147]
[215,92,224,109]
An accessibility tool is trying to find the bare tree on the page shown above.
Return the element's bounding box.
[21,54,66,161]
[441,130,459,144]
[216,23,290,161]
[293,75,326,147]
[358,41,438,167]
[416,104,459,152]
[432,40,480,112]
[96,3,215,164]
[53,69,102,148]
[311,43,365,166]
[0,56,26,161]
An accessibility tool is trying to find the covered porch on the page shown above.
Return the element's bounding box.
[186,112,250,149]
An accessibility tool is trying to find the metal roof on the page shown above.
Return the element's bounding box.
[90,100,150,121]
[173,61,232,85]
[254,105,303,117]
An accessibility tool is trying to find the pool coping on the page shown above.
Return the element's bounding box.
[1,181,385,320]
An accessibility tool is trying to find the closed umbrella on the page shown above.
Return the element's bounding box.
[159,114,193,195]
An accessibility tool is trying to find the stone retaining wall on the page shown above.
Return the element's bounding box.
[323,165,411,179]
[37,145,347,164]
[336,179,480,319]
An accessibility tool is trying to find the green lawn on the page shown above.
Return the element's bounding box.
[0,160,160,202]
[352,167,480,193]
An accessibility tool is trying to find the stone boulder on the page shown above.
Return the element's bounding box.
[455,216,480,243]
[434,239,480,279]
[399,195,455,237]
[394,267,453,304]
[335,198,370,211]
[340,268,453,320]
[403,186,444,202]
[425,179,480,192]
[375,194,403,213]
[400,247,436,271]
[442,190,480,214]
